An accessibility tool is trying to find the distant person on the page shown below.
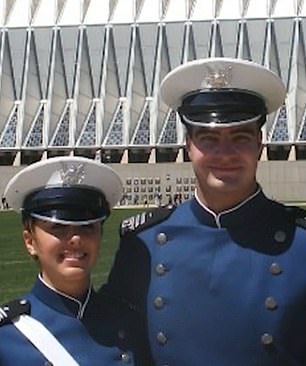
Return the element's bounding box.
[0,156,152,365]
[101,58,306,365]
[154,192,162,207]
[120,193,127,206]
[1,195,7,209]
[167,194,173,205]
[173,193,181,206]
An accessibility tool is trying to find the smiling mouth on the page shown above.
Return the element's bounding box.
[210,165,241,172]
[62,252,87,260]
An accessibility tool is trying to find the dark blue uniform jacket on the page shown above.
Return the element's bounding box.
[0,277,152,365]
[103,189,306,366]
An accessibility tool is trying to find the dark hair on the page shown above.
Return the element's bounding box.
[22,214,35,231]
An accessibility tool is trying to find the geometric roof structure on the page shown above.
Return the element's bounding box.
[0,0,305,164]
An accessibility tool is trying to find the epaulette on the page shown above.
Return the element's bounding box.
[0,299,31,326]
[120,205,176,236]
[285,205,306,229]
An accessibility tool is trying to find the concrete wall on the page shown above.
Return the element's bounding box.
[1,161,306,205]
[257,161,306,203]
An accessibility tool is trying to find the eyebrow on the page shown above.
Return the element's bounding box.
[229,126,258,135]
[193,125,258,136]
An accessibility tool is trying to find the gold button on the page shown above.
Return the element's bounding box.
[156,232,167,244]
[269,262,282,275]
[120,353,131,363]
[155,263,167,275]
[274,230,286,243]
[156,331,168,345]
[265,296,278,310]
[261,333,273,345]
[154,296,165,309]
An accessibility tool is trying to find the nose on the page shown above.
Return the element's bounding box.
[64,226,82,243]
[214,140,237,155]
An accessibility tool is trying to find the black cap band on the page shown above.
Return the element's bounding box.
[178,89,267,127]
[22,186,110,224]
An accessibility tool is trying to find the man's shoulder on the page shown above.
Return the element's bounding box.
[0,298,31,327]
[120,205,177,237]
[270,199,306,228]
[283,205,306,229]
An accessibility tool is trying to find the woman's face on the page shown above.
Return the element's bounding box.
[23,219,102,296]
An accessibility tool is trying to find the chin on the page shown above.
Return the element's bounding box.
[209,179,243,193]
[63,266,88,277]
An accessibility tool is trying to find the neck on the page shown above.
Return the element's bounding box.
[196,183,259,213]
[39,273,90,300]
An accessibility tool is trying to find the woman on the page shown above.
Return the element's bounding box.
[0,156,151,365]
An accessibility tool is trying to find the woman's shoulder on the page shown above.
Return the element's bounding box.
[0,298,31,328]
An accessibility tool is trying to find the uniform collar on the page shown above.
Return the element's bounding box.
[32,276,94,319]
[191,187,266,228]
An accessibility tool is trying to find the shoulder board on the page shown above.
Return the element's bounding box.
[120,205,176,236]
[0,299,31,326]
[285,205,306,229]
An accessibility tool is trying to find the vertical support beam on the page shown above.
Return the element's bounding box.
[123,24,137,146]
[288,145,296,160]
[45,27,58,149]
[16,28,32,150]
[260,145,268,161]
[151,23,164,145]
[99,25,111,146]
[70,26,84,148]
[149,147,156,163]
[120,148,129,163]
[176,147,184,162]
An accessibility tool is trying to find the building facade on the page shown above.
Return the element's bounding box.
[0,0,305,166]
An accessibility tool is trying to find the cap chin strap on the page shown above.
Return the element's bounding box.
[30,213,106,225]
[13,314,79,365]
[181,114,262,128]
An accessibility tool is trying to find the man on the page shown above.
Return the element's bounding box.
[102,58,306,365]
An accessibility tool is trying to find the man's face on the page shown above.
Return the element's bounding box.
[186,122,262,203]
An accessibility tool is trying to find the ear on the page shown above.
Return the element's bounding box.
[185,134,195,163]
[258,129,263,144]
[186,134,192,153]
[257,130,263,158]
[23,230,37,257]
